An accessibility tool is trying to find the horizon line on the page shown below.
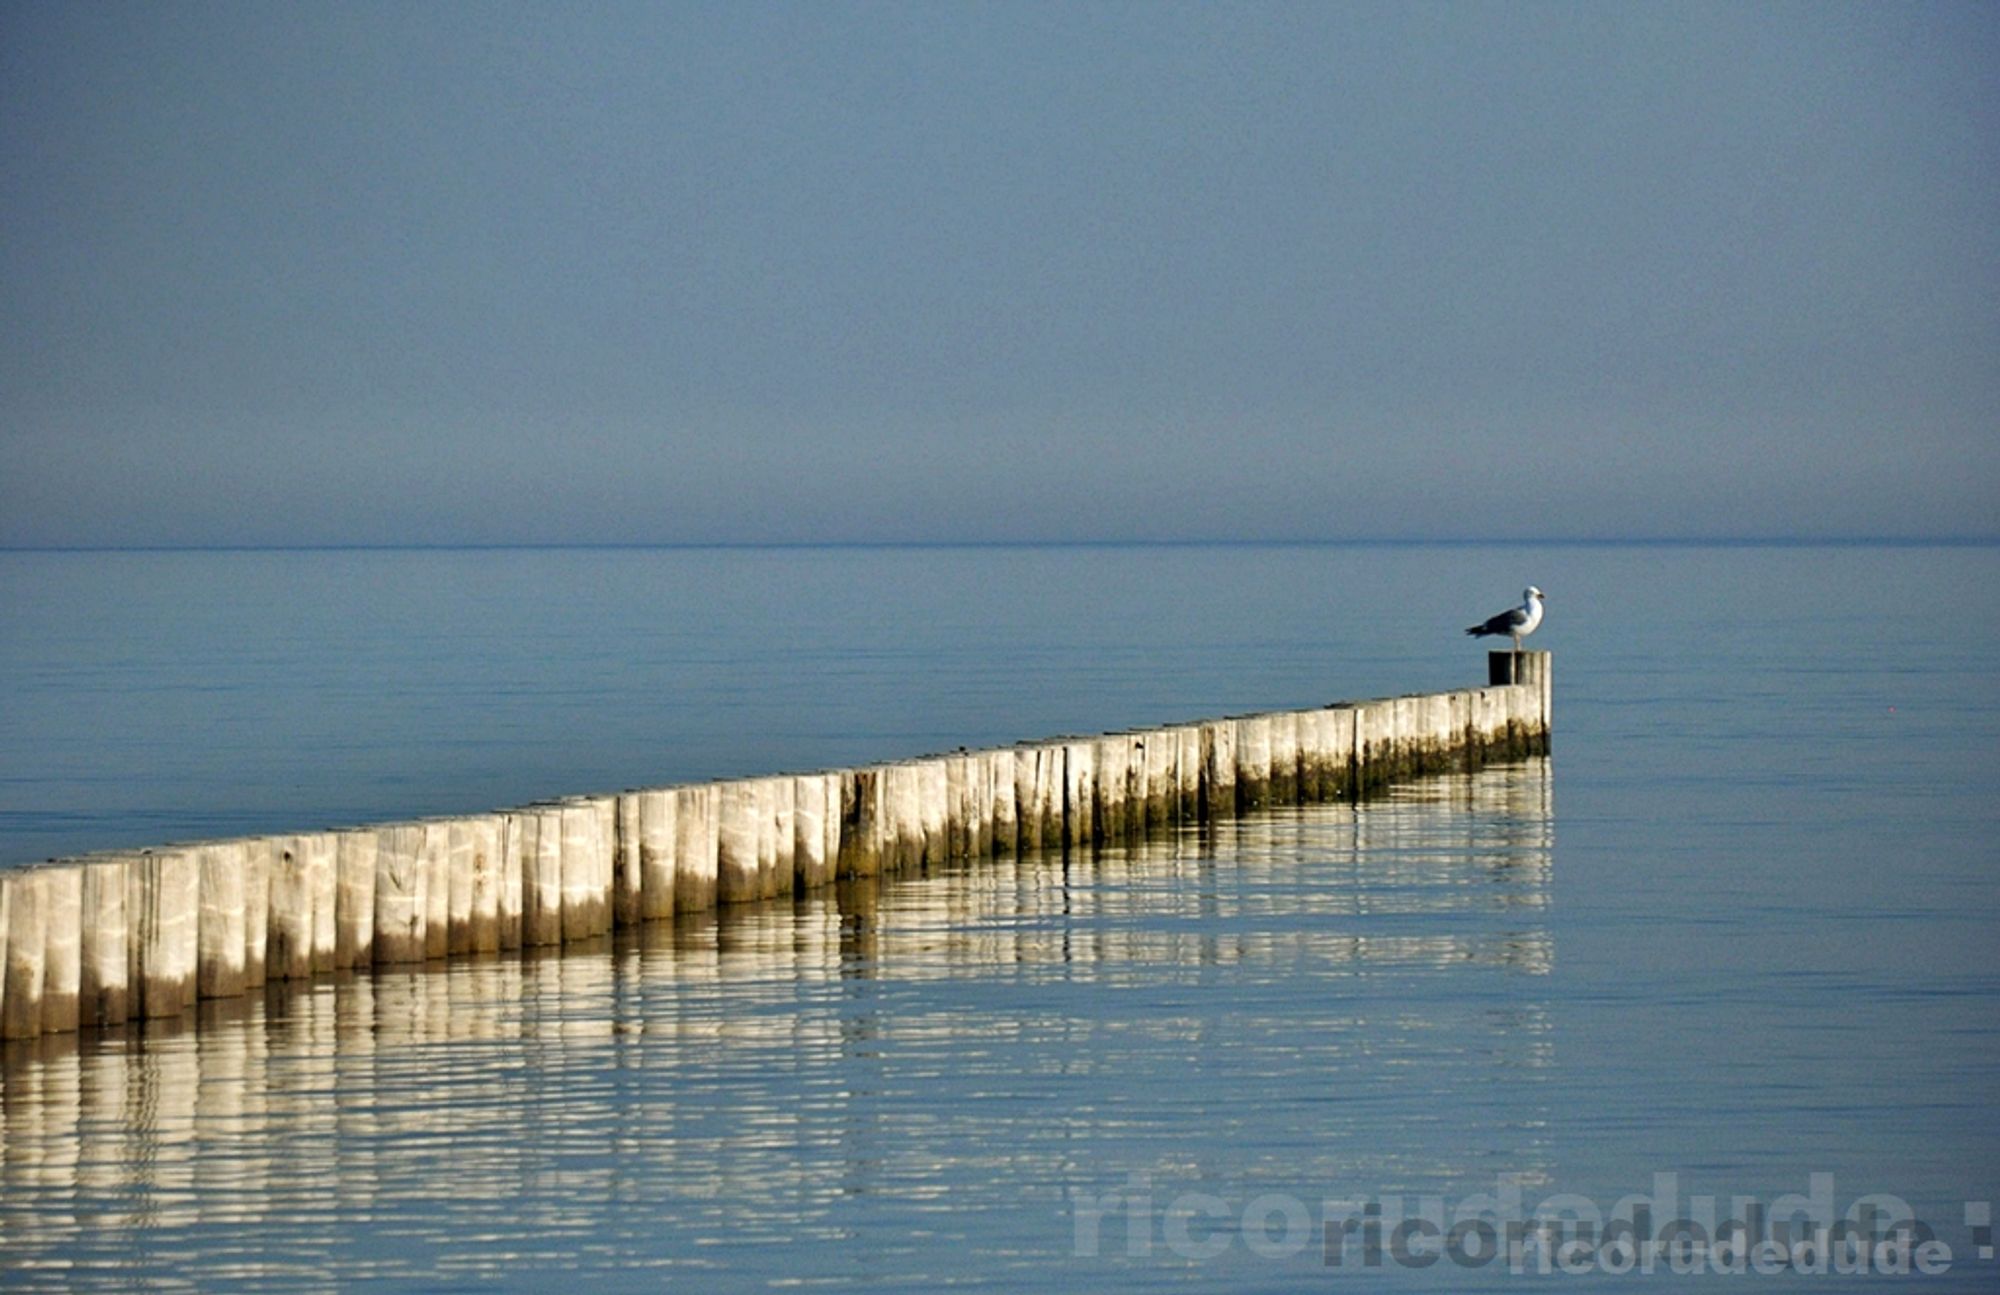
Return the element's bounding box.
[3,535,1996,555]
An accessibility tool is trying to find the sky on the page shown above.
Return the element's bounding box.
[2,1,1995,546]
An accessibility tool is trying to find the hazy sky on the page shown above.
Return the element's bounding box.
[3,1,1995,545]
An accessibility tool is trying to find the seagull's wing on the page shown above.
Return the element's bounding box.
[1465,606,1527,637]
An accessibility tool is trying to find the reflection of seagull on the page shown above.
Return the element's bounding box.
[1466,586,1545,653]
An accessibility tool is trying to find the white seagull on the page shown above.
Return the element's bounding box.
[1466,586,1545,653]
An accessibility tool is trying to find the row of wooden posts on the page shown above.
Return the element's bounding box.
[0,653,1550,1043]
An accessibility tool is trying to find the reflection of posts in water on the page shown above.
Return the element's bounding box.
[0,761,1557,1267]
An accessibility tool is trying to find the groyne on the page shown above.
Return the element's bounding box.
[0,652,1550,1043]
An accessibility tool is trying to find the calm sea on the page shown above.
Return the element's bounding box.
[1,542,1996,1290]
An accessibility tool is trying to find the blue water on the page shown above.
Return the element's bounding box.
[1,542,1996,1290]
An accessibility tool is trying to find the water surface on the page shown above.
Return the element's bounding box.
[1,542,1995,1289]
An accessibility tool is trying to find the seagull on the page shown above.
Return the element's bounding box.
[1466,586,1545,654]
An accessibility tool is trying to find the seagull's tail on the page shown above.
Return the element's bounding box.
[1465,624,1492,637]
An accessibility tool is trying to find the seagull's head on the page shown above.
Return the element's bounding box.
[1524,586,1544,603]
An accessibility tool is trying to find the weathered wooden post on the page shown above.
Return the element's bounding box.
[1324,707,1359,801]
[1267,712,1299,805]
[964,752,994,857]
[1489,650,1552,747]
[1061,741,1095,849]
[675,784,719,911]
[638,787,676,919]
[498,812,526,949]
[307,831,338,972]
[1200,720,1236,820]
[1092,736,1127,846]
[1234,714,1272,812]
[373,823,428,964]
[1141,729,1174,829]
[3,868,48,1038]
[766,776,795,898]
[793,774,831,892]
[613,793,643,928]
[919,759,949,868]
[944,754,971,859]
[335,828,377,969]
[467,815,501,953]
[420,821,451,959]
[1295,709,1325,802]
[838,768,883,878]
[241,836,271,987]
[984,751,1016,856]
[520,806,565,947]
[197,840,247,1000]
[1016,745,1061,852]
[1172,725,1201,822]
[447,817,479,953]
[561,797,611,937]
[0,871,9,1034]
[1122,733,1148,838]
[820,771,842,882]
[716,780,762,905]
[268,836,315,980]
[80,855,131,1028]
[132,848,198,1019]
[33,862,82,1034]
[877,764,917,873]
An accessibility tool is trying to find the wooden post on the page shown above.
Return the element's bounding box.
[373,823,428,964]
[674,784,718,911]
[447,817,479,953]
[35,862,82,1034]
[1142,729,1175,829]
[520,806,565,947]
[638,788,677,919]
[612,793,643,928]
[838,768,882,878]
[1489,650,1552,743]
[1200,720,1236,820]
[497,812,526,949]
[716,780,762,904]
[268,836,315,980]
[985,751,1016,856]
[467,815,501,953]
[241,836,271,987]
[793,774,831,892]
[1234,715,1271,812]
[944,754,971,860]
[0,871,9,1035]
[335,828,378,969]
[919,759,949,868]
[1061,742,1094,849]
[878,764,917,873]
[420,821,451,960]
[1092,736,1127,846]
[80,855,132,1028]
[1295,709,1324,802]
[197,841,247,1000]
[1323,707,1358,801]
[307,831,338,972]
[820,771,841,882]
[1011,749,1042,853]
[3,868,47,1038]
[766,776,795,898]
[1173,725,1201,823]
[561,798,611,937]
[1267,712,1299,805]
[132,849,198,1019]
